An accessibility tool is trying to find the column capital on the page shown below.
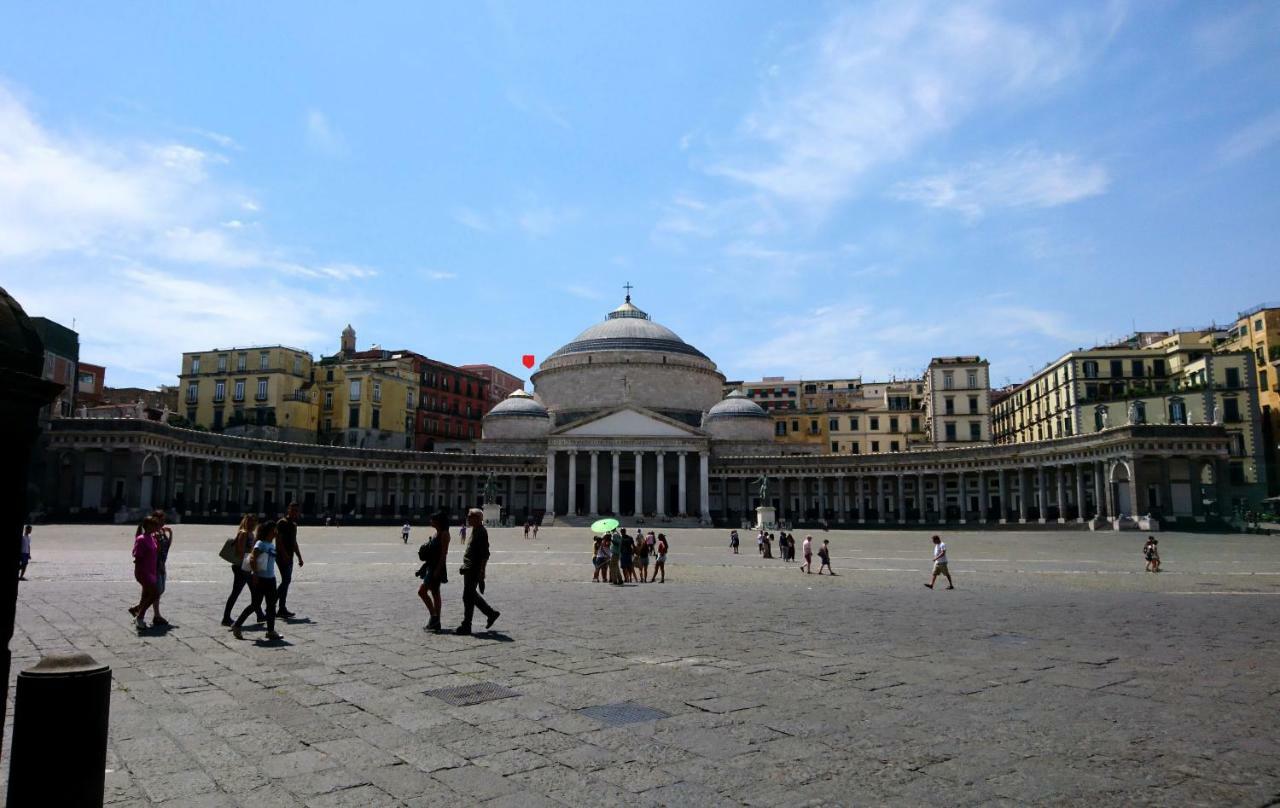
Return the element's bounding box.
[567,449,579,456]
[610,449,621,456]
[589,449,599,456]
[677,450,687,457]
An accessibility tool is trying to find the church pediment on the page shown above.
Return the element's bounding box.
[553,407,703,438]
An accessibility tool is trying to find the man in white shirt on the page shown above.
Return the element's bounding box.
[924,535,954,590]
[402,523,411,544]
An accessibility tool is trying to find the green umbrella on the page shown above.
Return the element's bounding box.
[590,518,619,534]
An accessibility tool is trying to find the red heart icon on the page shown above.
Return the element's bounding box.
[521,354,535,369]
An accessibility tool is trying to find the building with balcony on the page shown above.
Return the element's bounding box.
[923,356,992,448]
[178,345,318,443]
[1218,303,1280,494]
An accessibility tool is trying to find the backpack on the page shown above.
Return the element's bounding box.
[418,537,439,564]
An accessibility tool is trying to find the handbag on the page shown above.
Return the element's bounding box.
[219,538,239,565]
[241,551,253,573]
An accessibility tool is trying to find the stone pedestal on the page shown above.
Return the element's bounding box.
[1088,517,1109,531]
[755,506,776,530]
[482,503,502,527]
[1138,515,1161,532]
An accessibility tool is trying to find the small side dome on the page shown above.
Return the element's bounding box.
[484,389,548,418]
[705,389,768,419]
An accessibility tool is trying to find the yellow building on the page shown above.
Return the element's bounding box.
[1218,304,1280,495]
[179,346,317,443]
[991,331,1268,504]
[315,332,417,450]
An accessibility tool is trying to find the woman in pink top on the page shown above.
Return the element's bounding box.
[129,516,161,630]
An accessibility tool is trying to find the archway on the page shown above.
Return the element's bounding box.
[1109,459,1133,517]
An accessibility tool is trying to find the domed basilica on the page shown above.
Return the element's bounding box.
[481,293,775,523]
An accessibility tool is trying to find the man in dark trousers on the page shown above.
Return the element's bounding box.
[275,501,305,618]
[456,508,499,635]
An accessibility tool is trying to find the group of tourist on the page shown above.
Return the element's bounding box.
[415,508,500,634]
[591,528,668,584]
[732,528,835,574]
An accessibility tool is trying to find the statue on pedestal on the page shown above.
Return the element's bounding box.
[752,474,769,503]
[482,473,499,505]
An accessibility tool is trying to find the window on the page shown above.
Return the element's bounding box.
[213,381,226,402]
[969,421,981,440]
[233,353,244,371]
[808,419,819,434]
[1082,360,1098,379]
[871,441,880,453]
[186,382,199,403]
[407,389,415,408]
[348,406,359,428]
[257,379,268,400]
[1168,397,1186,424]
[1129,359,1142,377]
[1223,397,1241,423]
[889,416,899,433]
[324,390,333,410]
[1225,367,1240,388]
[831,441,839,453]
[233,380,245,402]
[944,397,955,415]
[293,356,302,374]
[968,395,978,413]
[1109,359,1123,378]
[1261,370,1270,392]
[849,417,859,431]
[212,409,224,429]
[943,371,954,389]
[944,422,957,441]
[851,444,860,454]
[1229,433,1246,457]
[967,370,977,388]
[324,417,332,431]
[326,368,334,382]
[259,351,269,369]
[790,420,799,433]
[828,418,839,431]
[775,422,787,437]
[1256,318,1264,332]
[1229,461,1246,486]
[890,441,900,452]
[191,356,201,374]
[869,417,880,431]
[373,382,382,403]
[371,409,381,429]
[217,355,227,372]
[349,380,361,401]
[1153,359,1165,377]
[911,416,920,432]
[1133,401,1147,423]
[187,408,197,423]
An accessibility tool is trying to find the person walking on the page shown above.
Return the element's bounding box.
[148,510,173,627]
[635,532,650,583]
[800,535,813,573]
[416,511,450,631]
[402,522,411,544]
[651,533,668,583]
[532,520,539,539]
[924,535,953,589]
[456,508,499,635]
[18,524,32,580]
[223,514,265,626]
[608,529,624,585]
[729,530,739,554]
[620,528,635,583]
[1143,537,1161,572]
[275,502,304,619]
[817,539,835,575]
[592,536,609,582]
[232,520,284,641]
[523,519,531,540]
[129,516,161,630]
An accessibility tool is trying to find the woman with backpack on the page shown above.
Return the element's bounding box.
[417,511,451,632]
[223,513,265,626]
[231,519,284,642]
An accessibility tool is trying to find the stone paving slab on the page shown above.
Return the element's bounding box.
[3,524,1280,806]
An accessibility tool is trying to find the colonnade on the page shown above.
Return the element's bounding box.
[545,448,710,520]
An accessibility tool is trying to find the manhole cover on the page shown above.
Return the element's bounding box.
[424,681,519,706]
[578,701,671,726]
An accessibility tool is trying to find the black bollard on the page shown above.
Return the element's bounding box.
[6,652,111,808]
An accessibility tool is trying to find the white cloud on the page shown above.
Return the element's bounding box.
[517,206,578,237]
[709,1,1121,213]
[454,203,578,237]
[426,270,458,281]
[0,81,374,386]
[1217,109,1280,164]
[304,108,344,155]
[892,148,1109,218]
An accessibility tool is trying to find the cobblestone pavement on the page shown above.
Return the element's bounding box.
[5,524,1279,807]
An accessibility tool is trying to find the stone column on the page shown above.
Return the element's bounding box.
[877,477,888,523]
[655,450,666,517]
[633,451,643,516]
[1055,466,1067,523]
[817,477,826,520]
[979,470,989,524]
[221,460,231,514]
[998,468,1008,524]
[917,472,927,524]
[1075,463,1086,523]
[1036,466,1047,524]
[856,476,865,523]
[956,471,966,524]
[937,472,946,522]
[776,477,785,520]
[508,473,515,515]
[1127,458,1140,519]
[610,451,620,515]
[545,450,556,516]
[238,461,248,511]
[1017,468,1029,523]
[277,464,285,514]
[1094,461,1106,519]
[677,452,688,516]
[588,451,599,517]
[896,474,906,522]
[698,451,711,524]
[566,451,578,516]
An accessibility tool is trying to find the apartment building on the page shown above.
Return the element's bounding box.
[1218,303,1280,494]
[922,357,992,447]
[179,345,318,443]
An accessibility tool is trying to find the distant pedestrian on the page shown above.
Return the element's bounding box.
[592,536,609,582]
[524,518,532,539]
[801,535,813,573]
[129,516,161,630]
[817,539,835,575]
[402,522,411,544]
[621,529,635,583]
[1143,537,1160,573]
[149,510,173,627]
[652,533,668,583]
[762,533,774,559]
[223,514,264,626]
[635,533,650,583]
[924,535,953,589]
[729,530,739,554]
[18,524,32,580]
[757,529,766,556]
[232,520,284,641]
[275,502,304,619]
[416,511,450,631]
[609,529,624,585]
[459,523,467,542]
[456,508,499,635]
[532,520,539,539]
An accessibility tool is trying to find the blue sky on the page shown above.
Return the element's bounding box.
[1,1,1278,390]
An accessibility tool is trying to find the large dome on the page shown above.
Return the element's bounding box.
[705,390,767,420]
[547,298,708,360]
[484,389,548,419]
